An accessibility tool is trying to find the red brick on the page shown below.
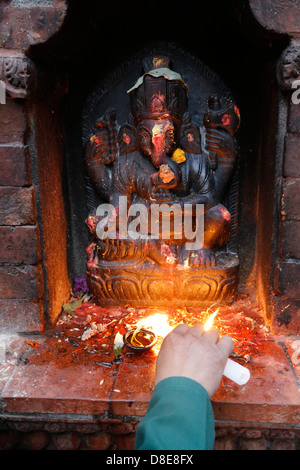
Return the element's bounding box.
[0,264,43,300]
[82,433,111,450]
[0,99,26,144]
[20,431,50,450]
[102,421,135,435]
[269,439,296,450]
[238,438,267,450]
[281,221,300,259]
[0,145,31,186]
[0,431,19,450]
[276,261,300,300]
[0,298,44,333]
[281,178,300,221]
[0,225,40,264]
[0,187,36,225]
[114,435,136,450]
[214,437,235,450]
[52,432,81,450]
[283,134,300,178]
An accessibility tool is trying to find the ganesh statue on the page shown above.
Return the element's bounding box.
[82,49,240,307]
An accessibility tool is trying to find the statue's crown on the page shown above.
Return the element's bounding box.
[127,55,188,124]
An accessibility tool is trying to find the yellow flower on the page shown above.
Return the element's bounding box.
[172,148,186,163]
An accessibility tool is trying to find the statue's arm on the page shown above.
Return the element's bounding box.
[84,109,117,201]
[205,128,238,201]
[151,155,217,213]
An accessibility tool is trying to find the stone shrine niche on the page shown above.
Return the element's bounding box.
[82,45,241,308]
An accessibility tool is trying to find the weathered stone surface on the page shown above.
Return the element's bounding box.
[272,297,300,334]
[281,220,300,259]
[0,264,43,300]
[283,134,300,178]
[276,260,300,300]
[0,225,40,264]
[238,438,267,450]
[288,102,300,134]
[0,298,43,333]
[281,178,300,221]
[81,433,111,450]
[52,432,81,451]
[0,4,67,50]
[277,39,300,91]
[0,99,26,144]
[0,187,36,225]
[250,0,300,35]
[19,431,50,450]
[0,145,30,186]
[0,53,35,99]
[0,430,19,450]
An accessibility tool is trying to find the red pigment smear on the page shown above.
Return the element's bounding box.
[222,114,231,126]
[234,105,240,120]
[123,133,131,144]
[220,207,231,221]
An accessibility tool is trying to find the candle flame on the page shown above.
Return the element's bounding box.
[204,308,219,331]
[137,314,173,338]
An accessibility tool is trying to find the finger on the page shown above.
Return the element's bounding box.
[95,143,109,152]
[207,130,222,137]
[203,328,219,343]
[206,144,219,151]
[189,324,205,337]
[206,135,220,143]
[217,335,234,357]
[172,323,190,335]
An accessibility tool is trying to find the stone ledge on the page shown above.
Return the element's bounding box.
[0,303,299,449]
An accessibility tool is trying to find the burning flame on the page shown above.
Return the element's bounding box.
[137,314,173,338]
[134,307,220,342]
[204,308,219,332]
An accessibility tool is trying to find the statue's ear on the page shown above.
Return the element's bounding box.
[118,121,138,155]
[180,122,201,154]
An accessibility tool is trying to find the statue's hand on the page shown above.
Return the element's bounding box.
[189,248,216,268]
[150,187,178,204]
[206,128,237,162]
[85,109,118,166]
[85,129,115,165]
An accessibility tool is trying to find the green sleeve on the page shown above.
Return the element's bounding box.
[135,376,215,450]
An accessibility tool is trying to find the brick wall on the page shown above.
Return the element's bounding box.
[0,1,68,333]
[0,96,44,332]
[273,38,300,333]
[0,421,299,450]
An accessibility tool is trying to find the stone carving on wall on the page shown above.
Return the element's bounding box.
[277,39,300,91]
[82,47,240,307]
[0,54,35,99]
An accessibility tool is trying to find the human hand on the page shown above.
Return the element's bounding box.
[154,324,234,398]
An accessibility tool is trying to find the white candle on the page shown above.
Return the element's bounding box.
[223,358,250,385]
